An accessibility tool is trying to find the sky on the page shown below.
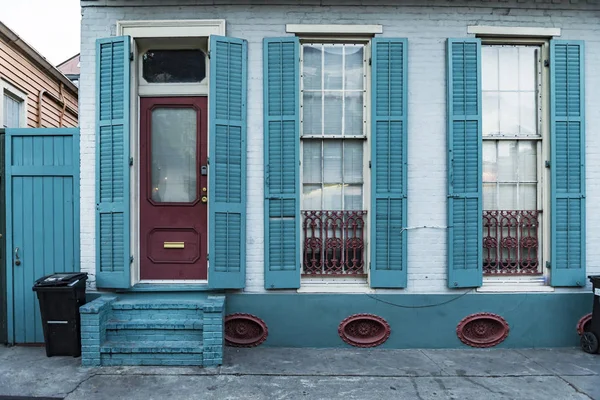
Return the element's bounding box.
[3,0,81,65]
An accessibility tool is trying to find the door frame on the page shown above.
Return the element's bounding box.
[4,128,80,344]
[0,129,6,344]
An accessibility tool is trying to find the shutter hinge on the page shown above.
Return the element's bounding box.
[130,52,134,62]
[546,261,551,269]
[207,157,210,165]
[207,51,210,59]
[369,160,371,169]
[129,157,134,166]
[206,253,209,261]
[545,160,550,168]
[544,59,550,68]
[369,57,372,66]
[130,256,134,264]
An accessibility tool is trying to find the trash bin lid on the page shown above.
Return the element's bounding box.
[34,272,88,287]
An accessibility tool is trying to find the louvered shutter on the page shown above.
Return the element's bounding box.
[263,37,300,289]
[550,40,586,287]
[95,36,131,288]
[446,39,483,288]
[370,38,408,288]
[208,36,248,289]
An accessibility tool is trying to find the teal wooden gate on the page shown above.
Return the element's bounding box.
[5,128,80,344]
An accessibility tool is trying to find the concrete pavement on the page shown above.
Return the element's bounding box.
[0,346,598,399]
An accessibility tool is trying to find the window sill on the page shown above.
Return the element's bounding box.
[298,277,370,293]
[477,283,554,293]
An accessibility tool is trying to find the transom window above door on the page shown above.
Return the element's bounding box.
[300,42,368,277]
[142,49,207,83]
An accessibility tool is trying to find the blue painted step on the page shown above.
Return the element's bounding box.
[111,300,205,320]
[101,341,203,354]
[105,319,204,342]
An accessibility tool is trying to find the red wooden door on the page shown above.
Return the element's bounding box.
[139,97,207,280]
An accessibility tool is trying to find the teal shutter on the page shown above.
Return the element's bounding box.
[370,38,408,288]
[95,36,131,288]
[263,37,300,289]
[446,39,483,288]
[550,40,586,287]
[208,35,248,289]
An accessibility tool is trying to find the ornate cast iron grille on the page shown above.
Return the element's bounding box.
[302,210,366,275]
[483,210,540,275]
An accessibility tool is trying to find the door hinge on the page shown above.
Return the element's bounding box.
[545,160,550,168]
[546,261,551,269]
[544,59,550,68]
[130,256,134,264]
[129,157,133,166]
[130,52,134,62]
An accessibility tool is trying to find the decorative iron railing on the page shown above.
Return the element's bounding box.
[302,210,367,275]
[483,210,540,275]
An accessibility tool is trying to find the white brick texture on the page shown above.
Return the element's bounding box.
[80,1,600,293]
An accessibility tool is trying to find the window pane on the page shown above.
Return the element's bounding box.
[482,46,499,91]
[151,108,197,202]
[344,92,363,136]
[498,183,517,209]
[497,141,517,181]
[323,92,343,135]
[323,184,342,209]
[518,47,537,91]
[520,184,537,209]
[483,141,497,182]
[518,141,537,182]
[303,184,322,210]
[519,91,537,135]
[483,183,497,210]
[345,45,364,90]
[343,141,363,184]
[3,93,22,128]
[323,140,343,183]
[498,47,519,91]
[303,44,322,91]
[344,185,363,210]
[302,140,322,183]
[303,92,322,135]
[142,50,206,83]
[499,92,519,135]
[324,45,343,90]
[482,92,499,136]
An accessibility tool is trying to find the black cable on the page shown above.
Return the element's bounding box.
[365,289,474,309]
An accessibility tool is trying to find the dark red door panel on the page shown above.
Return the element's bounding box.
[140,97,207,280]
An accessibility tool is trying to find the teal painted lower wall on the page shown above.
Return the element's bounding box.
[226,292,593,348]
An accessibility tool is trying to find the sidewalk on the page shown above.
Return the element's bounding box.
[0,346,598,400]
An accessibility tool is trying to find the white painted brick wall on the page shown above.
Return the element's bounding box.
[80,1,600,293]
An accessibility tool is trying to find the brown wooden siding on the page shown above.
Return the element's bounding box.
[0,34,78,128]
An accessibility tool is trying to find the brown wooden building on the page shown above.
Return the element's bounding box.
[0,21,78,128]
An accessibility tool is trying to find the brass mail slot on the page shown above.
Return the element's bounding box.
[164,242,185,249]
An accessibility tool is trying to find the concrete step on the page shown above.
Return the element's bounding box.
[105,319,204,342]
[105,319,204,330]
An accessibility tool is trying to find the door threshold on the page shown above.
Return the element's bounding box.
[118,282,217,293]
[138,280,208,284]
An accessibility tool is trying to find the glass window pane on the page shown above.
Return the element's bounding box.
[345,45,364,90]
[482,92,499,136]
[483,183,497,210]
[499,92,519,135]
[151,108,197,202]
[303,44,322,91]
[344,141,363,184]
[497,141,517,181]
[498,183,517,210]
[3,93,22,128]
[344,185,363,210]
[498,47,519,91]
[519,91,537,135]
[303,92,322,135]
[483,141,497,182]
[344,92,363,136]
[323,140,342,183]
[302,140,322,183]
[520,184,537,210]
[142,50,206,83]
[303,184,322,210]
[482,46,499,91]
[323,92,343,135]
[518,141,537,182]
[323,184,342,209]
[324,45,343,90]
[518,47,537,92]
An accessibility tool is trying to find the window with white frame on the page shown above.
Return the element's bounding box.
[301,42,368,276]
[3,90,24,128]
[481,43,544,276]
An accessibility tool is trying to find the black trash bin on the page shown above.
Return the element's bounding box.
[32,273,87,357]
[581,275,600,354]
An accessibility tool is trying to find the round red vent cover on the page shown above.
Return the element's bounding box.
[577,313,592,336]
[338,314,391,348]
[456,313,509,348]
[224,313,268,347]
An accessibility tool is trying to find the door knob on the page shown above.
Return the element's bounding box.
[201,196,208,204]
